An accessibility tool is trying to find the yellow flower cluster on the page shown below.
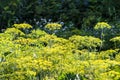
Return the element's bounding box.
[1,23,120,80]
[110,36,120,42]
[5,28,25,36]
[45,23,62,30]
[38,34,57,44]
[0,56,52,79]
[100,70,120,80]
[15,56,52,70]
[14,38,37,45]
[29,29,47,38]
[98,49,117,59]
[39,34,75,49]
[13,23,32,29]
[94,22,111,29]
[69,35,102,49]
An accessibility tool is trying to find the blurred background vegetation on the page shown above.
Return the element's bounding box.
[0,0,120,30]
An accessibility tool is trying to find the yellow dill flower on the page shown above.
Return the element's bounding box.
[26,71,36,76]
[5,28,25,36]
[13,23,32,29]
[110,36,120,42]
[94,22,111,30]
[14,38,37,45]
[45,23,62,30]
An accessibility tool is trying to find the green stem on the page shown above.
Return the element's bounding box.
[99,28,104,51]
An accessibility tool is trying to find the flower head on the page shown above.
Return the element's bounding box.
[94,22,111,30]
[45,23,62,31]
[13,23,32,29]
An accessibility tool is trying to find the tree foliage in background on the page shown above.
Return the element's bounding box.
[0,0,120,30]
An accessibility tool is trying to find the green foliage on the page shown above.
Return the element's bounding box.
[0,0,20,29]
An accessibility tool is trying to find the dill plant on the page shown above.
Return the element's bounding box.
[44,23,62,48]
[94,22,111,40]
[45,23,62,31]
[13,23,33,34]
[94,22,112,51]
[45,22,62,34]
